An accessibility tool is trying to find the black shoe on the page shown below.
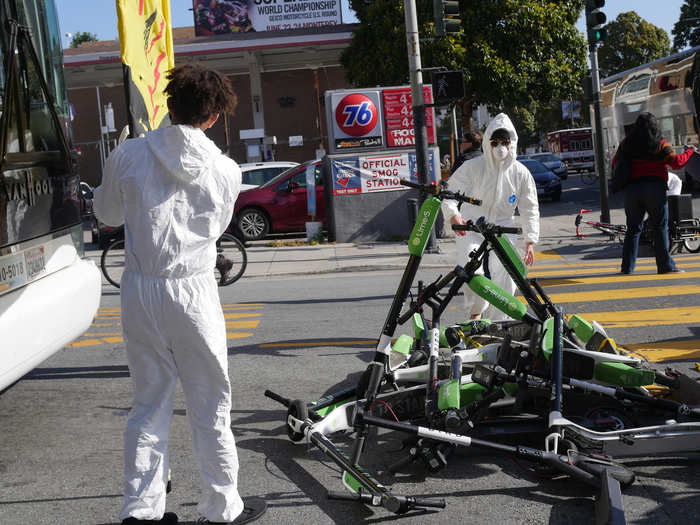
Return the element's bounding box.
[122,512,178,524]
[197,497,267,524]
[659,268,685,274]
[217,258,234,285]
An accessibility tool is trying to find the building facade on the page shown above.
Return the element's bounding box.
[63,25,356,186]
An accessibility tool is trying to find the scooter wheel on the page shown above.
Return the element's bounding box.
[287,399,308,442]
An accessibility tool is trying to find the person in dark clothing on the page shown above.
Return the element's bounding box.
[450,131,483,174]
[613,112,697,274]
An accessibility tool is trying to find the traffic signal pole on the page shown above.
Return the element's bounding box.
[589,43,611,223]
[404,0,438,252]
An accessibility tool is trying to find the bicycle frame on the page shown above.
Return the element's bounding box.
[575,208,626,241]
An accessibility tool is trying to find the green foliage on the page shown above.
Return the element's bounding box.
[597,12,671,78]
[672,0,700,51]
[69,31,99,49]
[341,0,587,144]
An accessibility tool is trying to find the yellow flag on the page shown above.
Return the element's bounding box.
[116,0,174,136]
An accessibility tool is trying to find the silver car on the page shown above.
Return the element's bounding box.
[525,153,568,180]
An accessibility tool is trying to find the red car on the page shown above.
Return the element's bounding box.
[234,160,325,240]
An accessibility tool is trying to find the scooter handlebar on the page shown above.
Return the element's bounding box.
[399,179,482,206]
[264,389,290,407]
[452,220,522,235]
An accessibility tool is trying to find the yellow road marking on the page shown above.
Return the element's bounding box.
[102,336,123,343]
[571,306,700,328]
[531,261,700,278]
[521,285,700,304]
[531,254,700,272]
[67,339,103,347]
[226,320,260,329]
[227,332,253,339]
[84,331,123,336]
[534,250,562,260]
[224,313,261,319]
[538,270,700,287]
[622,339,700,362]
[259,340,377,348]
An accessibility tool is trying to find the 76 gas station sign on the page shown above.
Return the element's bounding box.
[326,86,436,154]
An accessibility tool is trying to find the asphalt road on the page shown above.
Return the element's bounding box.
[2,172,700,524]
[2,259,700,524]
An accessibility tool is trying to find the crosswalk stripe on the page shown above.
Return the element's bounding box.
[531,254,700,272]
[226,320,259,329]
[538,270,700,287]
[531,261,700,278]
[622,339,700,362]
[224,313,261,319]
[530,285,700,304]
[570,306,700,328]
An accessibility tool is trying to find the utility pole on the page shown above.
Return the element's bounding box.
[404,0,437,252]
[586,0,610,223]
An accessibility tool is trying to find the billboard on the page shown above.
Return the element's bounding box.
[330,149,440,195]
[325,86,437,155]
[193,0,342,35]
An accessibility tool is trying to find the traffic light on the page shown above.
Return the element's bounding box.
[585,0,607,44]
[433,0,461,37]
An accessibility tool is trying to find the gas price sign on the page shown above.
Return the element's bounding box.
[382,87,436,148]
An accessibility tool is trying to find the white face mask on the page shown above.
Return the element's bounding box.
[493,145,509,161]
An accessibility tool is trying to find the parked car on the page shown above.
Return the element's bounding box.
[239,161,299,191]
[520,153,568,179]
[234,160,325,240]
[519,159,562,201]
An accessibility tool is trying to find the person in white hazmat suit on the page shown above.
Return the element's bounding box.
[442,113,540,321]
[94,64,266,525]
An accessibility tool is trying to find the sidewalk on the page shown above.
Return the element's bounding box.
[243,208,629,279]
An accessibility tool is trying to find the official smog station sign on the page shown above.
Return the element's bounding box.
[326,86,436,155]
[330,151,438,195]
[193,0,341,35]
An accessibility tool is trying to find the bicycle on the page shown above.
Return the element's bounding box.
[580,171,599,185]
[575,208,700,252]
[100,231,247,288]
[575,208,626,243]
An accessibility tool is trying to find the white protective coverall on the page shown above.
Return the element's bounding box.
[93,125,244,522]
[442,113,539,320]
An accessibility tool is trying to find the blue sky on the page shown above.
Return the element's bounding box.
[56,1,685,48]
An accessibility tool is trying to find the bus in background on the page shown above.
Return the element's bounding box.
[546,128,595,173]
[598,46,700,189]
[0,0,101,391]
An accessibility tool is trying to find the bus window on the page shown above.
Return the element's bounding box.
[658,75,679,92]
[618,74,651,97]
[657,116,675,145]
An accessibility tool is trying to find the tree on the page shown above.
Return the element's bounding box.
[597,12,671,78]
[341,0,587,140]
[672,0,700,51]
[70,31,99,48]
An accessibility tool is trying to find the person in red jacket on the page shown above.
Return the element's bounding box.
[613,112,697,274]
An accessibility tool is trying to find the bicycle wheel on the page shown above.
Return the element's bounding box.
[101,238,125,289]
[581,172,598,185]
[683,235,700,253]
[215,232,247,286]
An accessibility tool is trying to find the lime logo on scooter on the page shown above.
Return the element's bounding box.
[468,275,527,320]
[408,197,441,256]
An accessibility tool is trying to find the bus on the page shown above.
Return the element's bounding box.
[546,128,594,172]
[598,46,700,187]
[0,0,101,391]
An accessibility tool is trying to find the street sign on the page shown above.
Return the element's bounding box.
[431,70,465,105]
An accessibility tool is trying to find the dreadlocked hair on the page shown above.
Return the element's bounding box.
[164,63,237,126]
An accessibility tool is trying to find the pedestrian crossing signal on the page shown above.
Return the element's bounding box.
[431,70,465,105]
[434,0,461,36]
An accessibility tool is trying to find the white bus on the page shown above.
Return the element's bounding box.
[598,46,700,187]
[0,0,101,391]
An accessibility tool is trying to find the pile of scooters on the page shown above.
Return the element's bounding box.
[265,180,700,524]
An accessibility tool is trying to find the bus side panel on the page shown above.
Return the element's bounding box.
[0,255,100,391]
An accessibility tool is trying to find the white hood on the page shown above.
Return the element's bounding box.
[145,125,221,184]
[481,113,519,174]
